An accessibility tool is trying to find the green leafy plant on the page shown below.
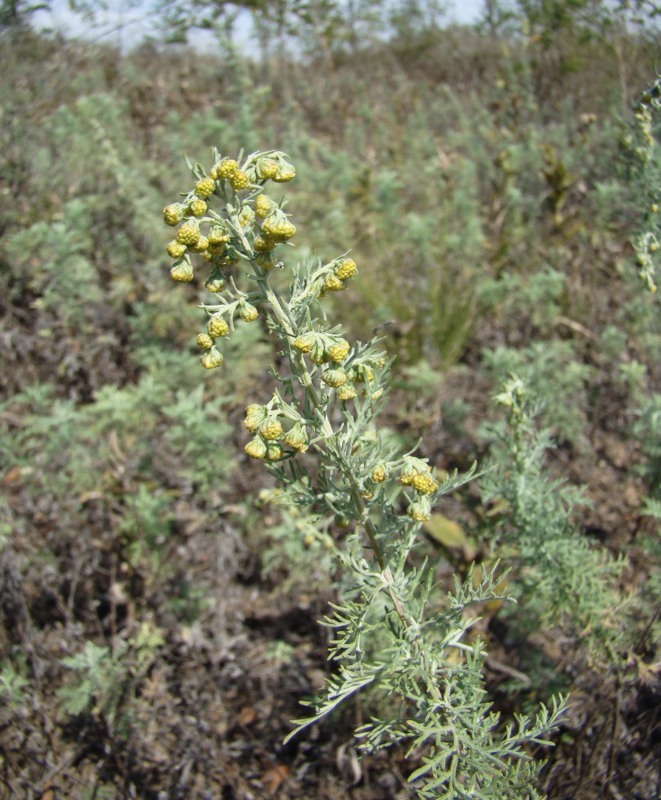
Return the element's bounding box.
[162,147,568,797]
[57,623,164,736]
[480,377,623,653]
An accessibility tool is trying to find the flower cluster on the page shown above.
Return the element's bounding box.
[162,149,297,367]
[243,401,310,462]
[400,456,440,521]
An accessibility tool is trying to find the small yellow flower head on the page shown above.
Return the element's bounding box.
[327,339,350,363]
[244,404,266,432]
[255,157,279,180]
[322,274,345,292]
[208,225,230,245]
[212,158,238,179]
[205,276,225,293]
[411,472,439,495]
[192,235,209,252]
[284,422,309,452]
[273,159,296,182]
[260,418,284,441]
[400,464,418,486]
[240,302,259,322]
[207,242,227,256]
[195,177,216,199]
[310,341,328,365]
[265,442,284,461]
[371,463,387,483]
[189,198,208,217]
[321,367,348,388]
[208,315,230,338]
[255,252,277,270]
[245,436,267,459]
[336,383,357,401]
[176,220,201,246]
[407,497,432,522]
[167,240,188,259]
[239,205,255,228]
[170,261,194,282]
[196,332,214,350]
[262,211,296,242]
[292,332,317,353]
[254,235,275,253]
[335,258,357,280]
[351,364,375,384]
[229,169,250,191]
[200,346,224,369]
[163,203,185,226]
[254,194,276,218]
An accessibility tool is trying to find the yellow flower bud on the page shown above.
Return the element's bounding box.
[205,276,225,293]
[208,225,230,245]
[197,332,214,350]
[189,198,208,217]
[265,442,284,461]
[292,332,316,353]
[254,235,275,253]
[335,258,357,280]
[167,240,188,259]
[176,220,200,246]
[240,303,259,322]
[254,194,276,218]
[208,316,229,338]
[400,464,417,486]
[336,383,357,401]
[255,252,277,270]
[192,235,209,252]
[407,497,431,522]
[212,158,238,179]
[245,437,267,459]
[327,340,350,363]
[244,405,266,432]
[195,177,216,199]
[322,274,345,292]
[255,157,279,180]
[262,212,296,242]
[260,418,284,441]
[239,205,255,229]
[207,243,227,256]
[310,341,328,365]
[371,463,387,483]
[411,473,439,495]
[163,203,184,226]
[283,422,309,452]
[321,367,348,388]
[170,261,194,282]
[200,347,223,369]
[229,169,250,191]
[273,159,296,182]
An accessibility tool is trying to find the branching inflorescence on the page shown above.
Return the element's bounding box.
[163,149,566,798]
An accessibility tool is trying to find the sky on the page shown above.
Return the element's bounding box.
[34,0,486,50]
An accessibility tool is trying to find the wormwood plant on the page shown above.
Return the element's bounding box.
[162,149,566,798]
[627,77,661,293]
[481,378,623,656]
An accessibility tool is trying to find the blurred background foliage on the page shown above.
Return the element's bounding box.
[0,0,660,796]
